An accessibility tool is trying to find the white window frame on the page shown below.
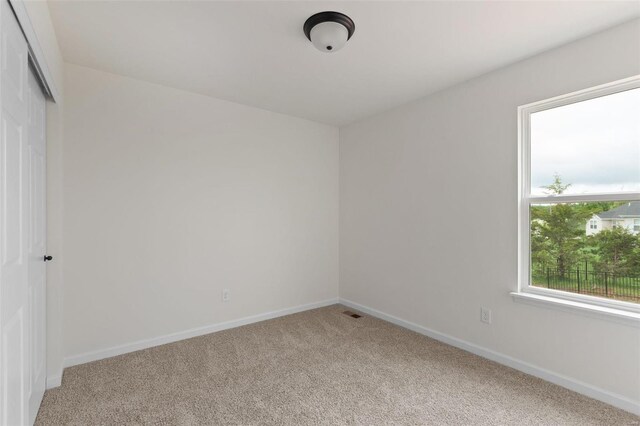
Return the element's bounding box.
[589,219,597,230]
[516,75,640,317]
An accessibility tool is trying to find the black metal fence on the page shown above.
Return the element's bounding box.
[532,266,640,303]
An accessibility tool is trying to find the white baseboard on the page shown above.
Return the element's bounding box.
[338,298,640,416]
[64,298,339,369]
[46,373,62,389]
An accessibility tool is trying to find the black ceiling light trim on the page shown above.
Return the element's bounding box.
[303,11,355,42]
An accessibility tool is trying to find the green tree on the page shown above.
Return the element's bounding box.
[530,175,592,277]
[626,245,640,275]
[588,227,640,275]
[542,173,570,195]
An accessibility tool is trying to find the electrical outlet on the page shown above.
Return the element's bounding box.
[481,307,492,324]
[222,289,230,302]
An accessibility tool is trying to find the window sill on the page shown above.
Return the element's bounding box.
[511,292,640,327]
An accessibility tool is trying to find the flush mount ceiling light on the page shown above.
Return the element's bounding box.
[303,11,355,53]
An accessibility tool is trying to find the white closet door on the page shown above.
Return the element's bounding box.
[27,69,46,425]
[0,0,30,423]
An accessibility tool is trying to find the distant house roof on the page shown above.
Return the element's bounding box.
[596,201,640,219]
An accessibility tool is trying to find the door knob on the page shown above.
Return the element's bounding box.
[44,255,53,262]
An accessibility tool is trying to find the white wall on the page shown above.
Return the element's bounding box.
[340,19,640,406]
[22,0,66,386]
[63,64,338,359]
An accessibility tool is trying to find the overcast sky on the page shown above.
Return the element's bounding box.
[531,87,639,196]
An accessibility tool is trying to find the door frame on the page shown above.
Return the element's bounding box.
[8,0,63,395]
[7,0,60,103]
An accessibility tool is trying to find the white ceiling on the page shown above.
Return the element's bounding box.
[49,1,640,126]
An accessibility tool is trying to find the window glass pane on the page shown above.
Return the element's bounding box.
[530,88,640,196]
[530,201,639,304]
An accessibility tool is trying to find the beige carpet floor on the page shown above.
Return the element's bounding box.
[36,305,639,425]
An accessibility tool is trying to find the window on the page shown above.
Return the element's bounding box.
[518,76,640,313]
